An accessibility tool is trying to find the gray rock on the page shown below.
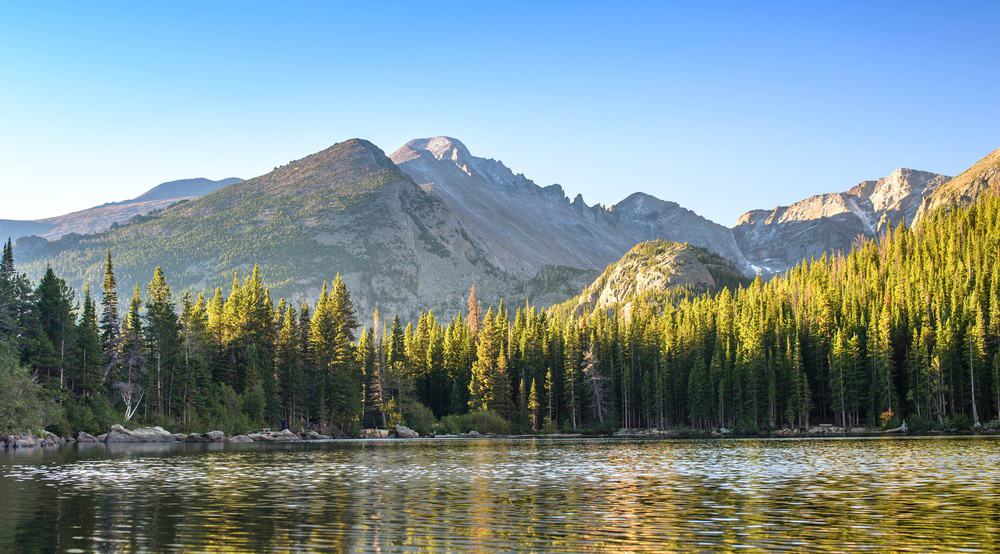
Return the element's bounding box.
[394,424,419,438]
[361,428,390,439]
[76,431,99,443]
[247,429,301,442]
[103,424,178,443]
[185,431,226,443]
[2,433,38,449]
[228,434,253,443]
[40,430,63,447]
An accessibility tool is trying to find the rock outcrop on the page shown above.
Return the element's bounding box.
[557,240,747,317]
[184,431,226,442]
[394,424,419,438]
[75,431,99,443]
[103,425,179,443]
[361,428,390,439]
[1,431,65,448]
[247,429,301,442]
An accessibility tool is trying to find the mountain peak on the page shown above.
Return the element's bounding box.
[132,177,243,203]
[391,136,472,165]
[286,138,398,177]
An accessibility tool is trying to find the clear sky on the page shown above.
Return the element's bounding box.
[2,1,998,225]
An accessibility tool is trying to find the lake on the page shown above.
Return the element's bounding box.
[1,437,998,552]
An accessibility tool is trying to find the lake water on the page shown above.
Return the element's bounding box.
[1,437,998,552]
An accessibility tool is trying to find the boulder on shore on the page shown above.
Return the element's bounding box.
[247,429,301,442]
[394,424,419,438]
[1,433,36,449]
[361,428,390,439]
[185,431,226,443]
[300,430,332,440]
[103,424,178,443]
[76,431,99,443]
[228,435,253,443]
[1,432,66,449]
[40,430,63,447]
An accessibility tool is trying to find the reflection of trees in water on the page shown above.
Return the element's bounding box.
[1,439,1000,551]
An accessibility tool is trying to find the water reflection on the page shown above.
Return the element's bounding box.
[1,437,999,551]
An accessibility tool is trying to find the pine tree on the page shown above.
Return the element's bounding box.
[966,306,987,427]
[145,267,180,419]
[528,377,540,431]
[468,307,498,412]
[275,304,303,428]
[75,284,103,398]
[99,250,120,389]
[544,367,555,425]
[33,267,75,389]
[467,283,482,337]
[0,239,17,339]
[178,292,211,428]
[871,306,896,419]
[119,284,146,421]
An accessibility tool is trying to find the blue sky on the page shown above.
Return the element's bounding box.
[2,1,998,224]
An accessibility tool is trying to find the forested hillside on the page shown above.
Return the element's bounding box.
[2,195,999,436]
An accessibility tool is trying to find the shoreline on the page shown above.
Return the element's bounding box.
[5,426,1000,451]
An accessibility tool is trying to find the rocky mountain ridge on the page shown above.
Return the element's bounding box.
[734,168,949,274]
[391,137,750,277]
[915,147,1000,224]
[0,177,242,241]
[11,136,997,320]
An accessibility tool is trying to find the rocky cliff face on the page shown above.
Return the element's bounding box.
[733,168,948,275]
[915,147,1000,224]
[391,137,750,277]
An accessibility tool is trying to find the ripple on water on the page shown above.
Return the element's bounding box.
[0,437,999,551]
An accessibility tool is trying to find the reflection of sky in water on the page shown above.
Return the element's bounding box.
[2,437,999,552]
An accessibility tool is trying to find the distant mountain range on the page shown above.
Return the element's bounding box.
[0,177,242,241]
[9,137,999,319]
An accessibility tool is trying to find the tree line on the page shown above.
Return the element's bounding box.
[2,196,999,436]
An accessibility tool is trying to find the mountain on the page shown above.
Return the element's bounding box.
[391,137,750,277]
[130,177,243,202]
[555,240,748,318]
[733,168,949,275]
[13,135,995,320]
[915,147,1000,223]
[0,177,242,241]
[15,140,553,320]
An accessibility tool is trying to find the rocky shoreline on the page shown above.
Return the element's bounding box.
[0,424,425,450]
[5,421,999,450]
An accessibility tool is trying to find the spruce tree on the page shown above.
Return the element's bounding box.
[75,284,103,398]
[99,250,120,387]
[145,268,180,419]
